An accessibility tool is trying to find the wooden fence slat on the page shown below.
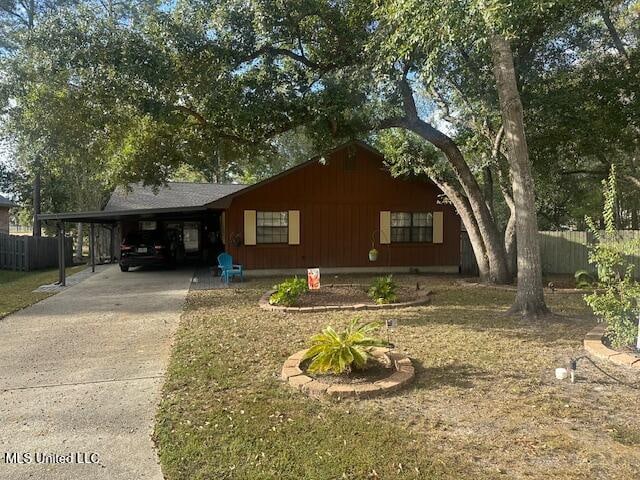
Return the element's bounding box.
[0,232,72,271]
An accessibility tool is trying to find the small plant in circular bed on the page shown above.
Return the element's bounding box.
[368,275,397,304]
[269,276,308,306]
[303,320,390,375]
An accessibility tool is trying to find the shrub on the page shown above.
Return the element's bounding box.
[583,165,640,348]
[368,275,397,304]
[585,275,640,348]
[303,320,389,374]
[574,269,595,289]
[269,277,308,306]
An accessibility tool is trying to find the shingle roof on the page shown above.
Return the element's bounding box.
[104,182,247,212]
[0,194,16,208]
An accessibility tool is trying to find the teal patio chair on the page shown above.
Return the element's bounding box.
[217,252,243,284]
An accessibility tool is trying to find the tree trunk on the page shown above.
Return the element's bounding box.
[503,201,517,277]
[491,35,548,318]
[433,178,491,280]
[483,165,494,218]
[405,119,510,283]
[75,222,84,261]
[496,166,517,278]
[393,77,510,283]
[32,171,42,237]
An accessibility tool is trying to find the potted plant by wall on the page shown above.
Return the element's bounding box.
[369,231,378,262]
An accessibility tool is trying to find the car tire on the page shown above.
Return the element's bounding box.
[120,265,129,272]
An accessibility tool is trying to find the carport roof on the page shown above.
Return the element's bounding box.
[38,182,248,223]
[0,194,16,207]
[105,182,246,211]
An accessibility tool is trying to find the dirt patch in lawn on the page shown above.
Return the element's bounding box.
[295,284,422,307]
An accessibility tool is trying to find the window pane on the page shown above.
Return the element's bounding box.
[257,226,288,244]
[257,211,288,227]
[412,226,433,242]
[391,212,411,227]
[183,222,200,252]
[412,212,432,227]
[391,227,411,242]
[139,221,157,231]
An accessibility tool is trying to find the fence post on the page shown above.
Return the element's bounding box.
[23,236,30,271]
[90,223,95,273]
[57,223,66,286]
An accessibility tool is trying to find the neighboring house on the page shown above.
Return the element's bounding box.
[39,141,461,273]
[0,194,16,235]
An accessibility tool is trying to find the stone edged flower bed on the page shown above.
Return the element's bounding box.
[260,284,432,312]
[281,347,415,399]
[584,324,640,369]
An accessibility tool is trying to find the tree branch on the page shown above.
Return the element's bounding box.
[559,168,608,176]
[599,1,631,67]
[624,174,640,189]
[398,76,418,120]
[0,5,29,26]
[243,45,323,69]
[491,125,505,159]
[173,105,207,125]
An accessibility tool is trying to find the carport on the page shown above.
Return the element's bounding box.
[38,206,219,286]
[37,182,245,286]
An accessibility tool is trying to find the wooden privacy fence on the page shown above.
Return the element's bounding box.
[0,233,73,271]
[539,230,640,278]
[460,230,640,279]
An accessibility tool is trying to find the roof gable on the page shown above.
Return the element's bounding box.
[206,141,385,206]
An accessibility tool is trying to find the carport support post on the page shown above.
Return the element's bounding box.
[90,223,96,273]
[57,222,66,286]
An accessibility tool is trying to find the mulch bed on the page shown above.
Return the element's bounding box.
[301,357,394,385]
[294,284,422,307]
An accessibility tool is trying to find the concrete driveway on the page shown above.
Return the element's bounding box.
[0,265,192,480]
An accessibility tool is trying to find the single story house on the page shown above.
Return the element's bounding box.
[39,141,461,275]
[0,194,16,235]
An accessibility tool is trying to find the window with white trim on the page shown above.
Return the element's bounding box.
[256,211,288,244]
[391,212,433,243]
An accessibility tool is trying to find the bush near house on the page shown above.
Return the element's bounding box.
[368,275,397,304]
[269,277,308,306]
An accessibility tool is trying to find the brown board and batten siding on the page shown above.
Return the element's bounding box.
[224,142,461,271]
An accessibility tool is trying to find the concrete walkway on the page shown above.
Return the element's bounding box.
[0,265,192,480]
[32,264,110,293]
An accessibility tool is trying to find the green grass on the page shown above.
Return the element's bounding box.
[0,266,85,319]
[155,275,640,480]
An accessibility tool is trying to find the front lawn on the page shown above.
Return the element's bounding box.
[0,266,85,319]
[155,275,640,480]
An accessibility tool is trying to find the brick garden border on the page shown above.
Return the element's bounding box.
[281,347,415,399]
[584,324,640,370]
[260,284,432,312]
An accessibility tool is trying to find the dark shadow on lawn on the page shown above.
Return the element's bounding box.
[410,360,489,391]
[395,310,595,345]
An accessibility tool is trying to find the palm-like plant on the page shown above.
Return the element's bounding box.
[303,320,389,375]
